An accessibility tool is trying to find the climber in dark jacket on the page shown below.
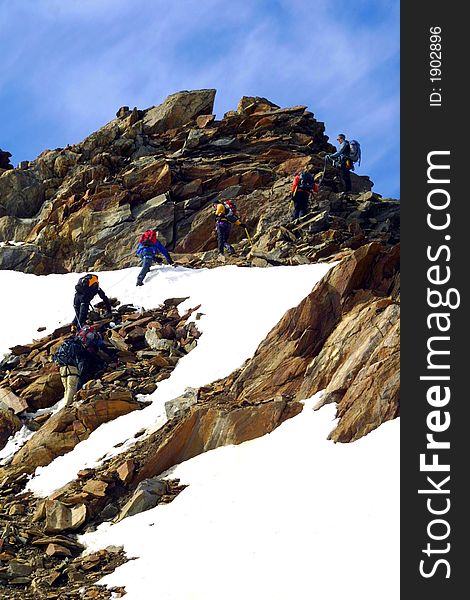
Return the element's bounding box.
[54,325,117,406]
[72,273,112,329]
[136,229,173,286]
[325,133,352,192]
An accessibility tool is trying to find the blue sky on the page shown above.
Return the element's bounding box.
[0,0,399,197]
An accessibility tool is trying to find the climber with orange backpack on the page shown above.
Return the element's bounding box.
[72,273,112,330]
[291,171,318,220]
[136,228,173,286]
[212,199,248,259]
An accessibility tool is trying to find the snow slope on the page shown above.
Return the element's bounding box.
[0,263,399,599]
[0,262,332,494]
[82,397,400,600]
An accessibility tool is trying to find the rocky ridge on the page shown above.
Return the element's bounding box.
[0,90,398,273]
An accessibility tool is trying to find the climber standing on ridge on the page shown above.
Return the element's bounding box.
[72,274,112,331]
[212,198,247,261]
[291,170,318,221]
[325,133,352,192]
[53,325,117,407]
[136,228,173,286]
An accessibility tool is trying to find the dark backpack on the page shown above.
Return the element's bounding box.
[75,274,99,295]
[349,140,362,166]
[298,171,314,191]
[53,337,85,367]
[223,200,239,223]
[77,325,102,350]
[139,230,157,247]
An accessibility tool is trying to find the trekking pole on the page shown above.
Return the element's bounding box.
[289,191,294,211]
[74,310,83,332]
[244,227,253,247]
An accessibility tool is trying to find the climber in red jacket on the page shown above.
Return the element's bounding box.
[291,171,319,220]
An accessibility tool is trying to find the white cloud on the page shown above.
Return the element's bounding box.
[0,0,399,195]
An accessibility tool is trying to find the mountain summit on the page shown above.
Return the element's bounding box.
[0,90,398,273]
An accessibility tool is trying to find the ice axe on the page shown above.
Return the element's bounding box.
[244,226,253,247]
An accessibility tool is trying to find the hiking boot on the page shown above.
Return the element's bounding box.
[136,281,144,287]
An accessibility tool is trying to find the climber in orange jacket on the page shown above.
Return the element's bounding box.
[291,171,318,220]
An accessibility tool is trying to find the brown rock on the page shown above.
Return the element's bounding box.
[0,407,22,450]
[223,243,400,442]
[8,503,26,515]
[116,459,135,484]
[175,178,203,199]
[237,96,280,115]
[122,159,171,199]
[304,302,400,442]
[148,354,171,368]
[143,89,216,134]
[7,560,33,577]
[45,543,72,557]
[0,386,29,413]
[108,330,129,352]
[5,392,142,477]
[116,106,130,118]
[20,371,63,410]
[44,500,87,533]
[196,114,215,128]
[275,155,314,175]
[240,170,271,192]
[136,399,301,483]
[83,479,109,497]
[116,478,167,521]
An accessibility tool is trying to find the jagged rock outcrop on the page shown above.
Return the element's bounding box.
[0,405,22,448]
[0,89,397,273]
[0,169,45,217]
[135,398,302,483]
[222,242,400,441]
[0,242,59,273]
[8,391,143,474]
[0,148,13,170]
[141,89,216,133]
